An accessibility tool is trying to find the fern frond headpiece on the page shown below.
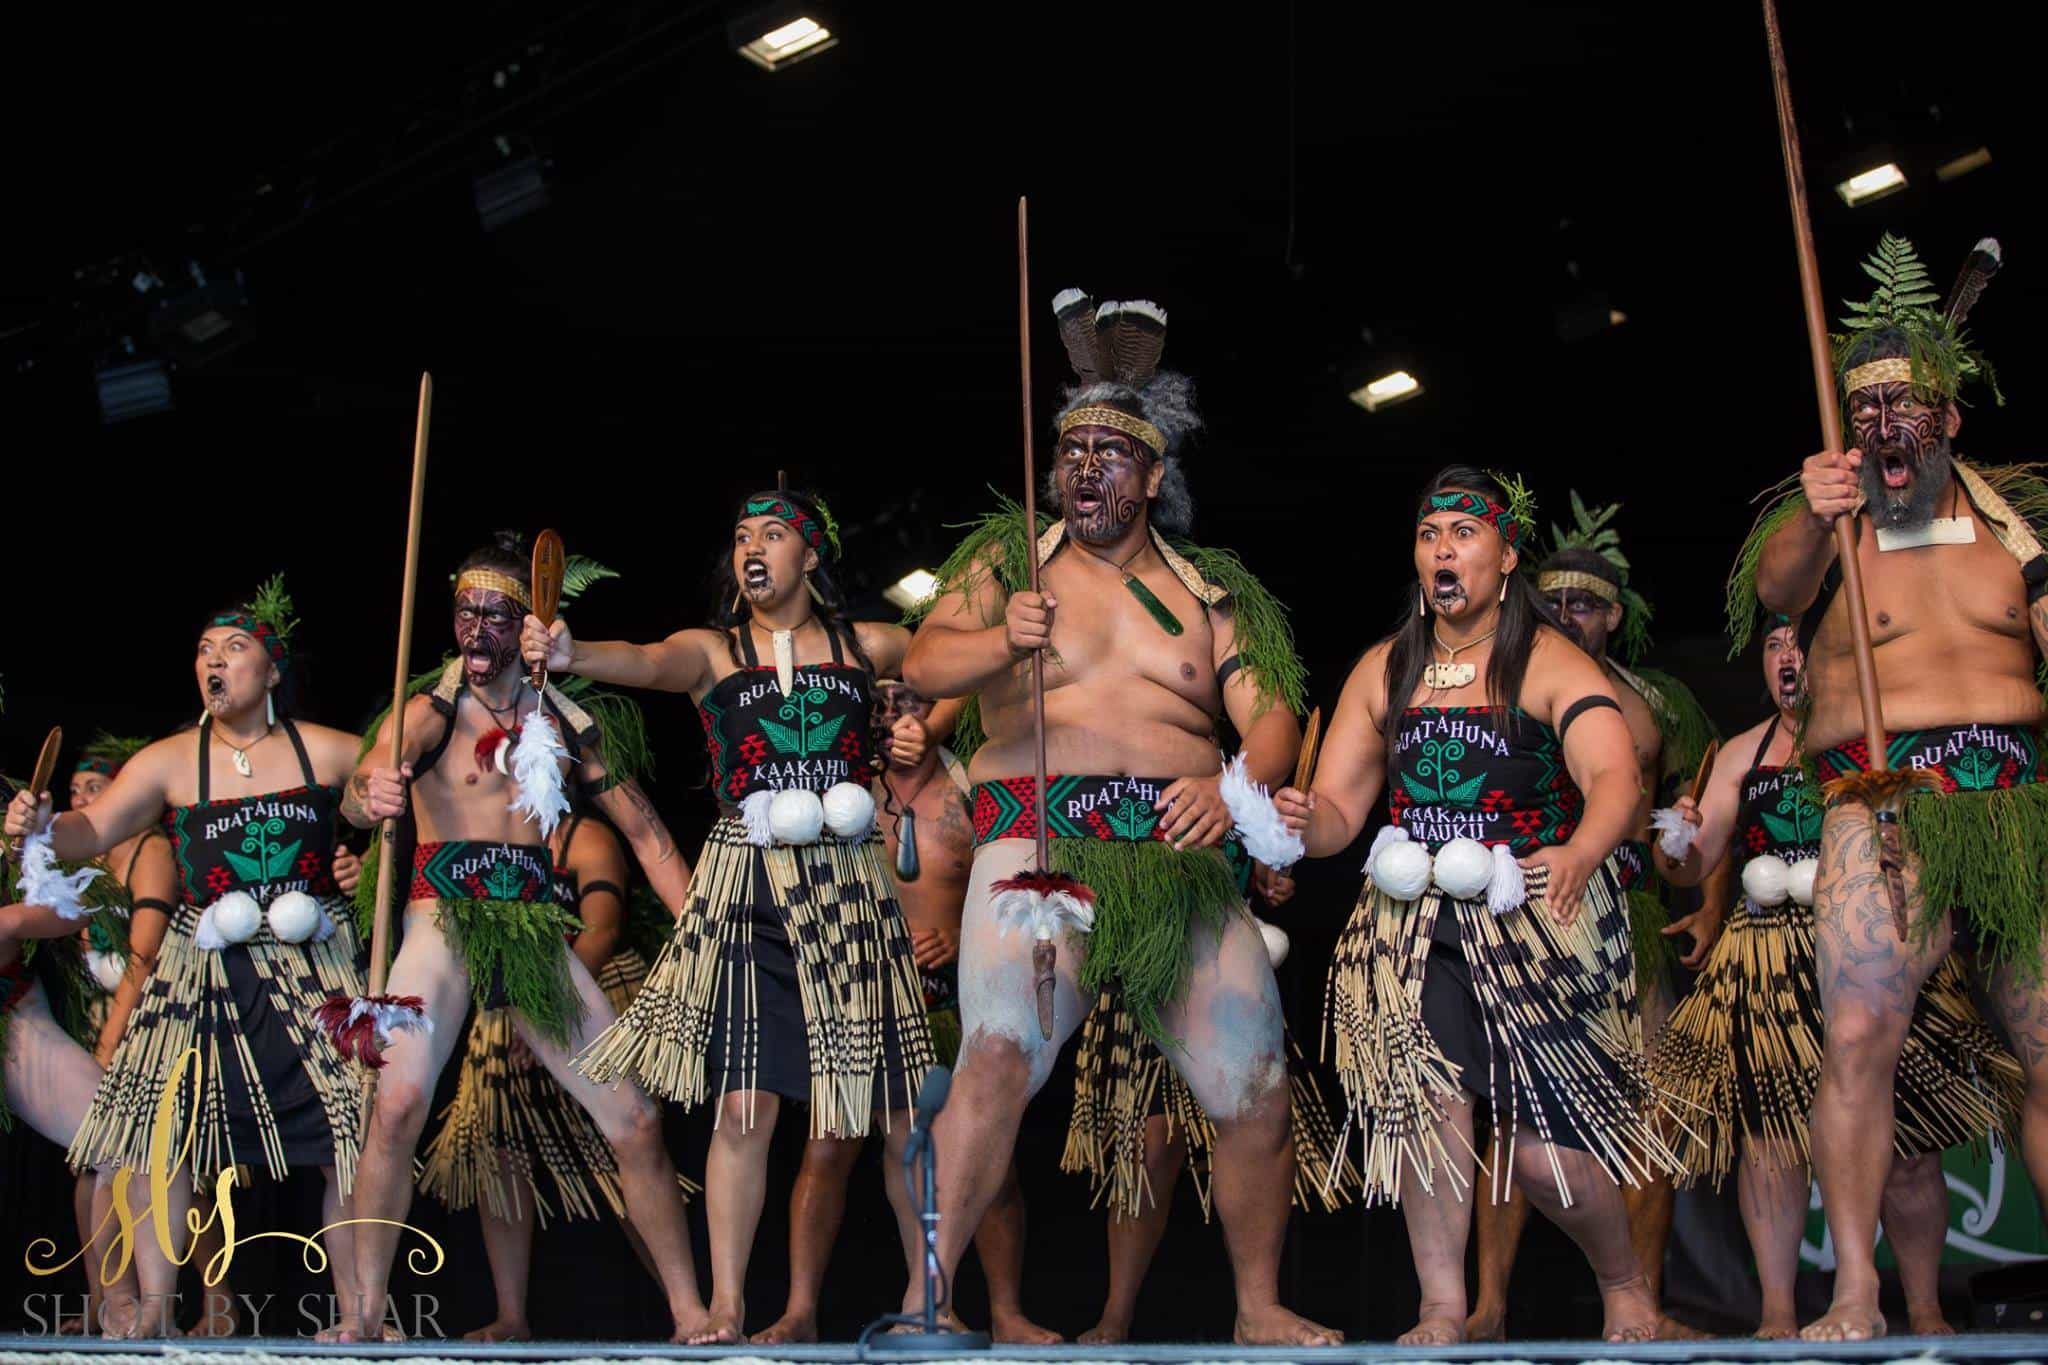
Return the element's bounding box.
[1835,233,2003,406]
[208,573,299,669]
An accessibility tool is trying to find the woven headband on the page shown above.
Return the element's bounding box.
[207,613,289,667]
[742,496,832,558]
[1057,405,1167,457]
[455,570,533,612]
[1421,491,1521,546]
[74,757,120,778]
[1537,569,1620,604]
[1842,356,1921,395]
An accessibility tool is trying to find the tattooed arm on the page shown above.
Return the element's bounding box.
[582,746,692,914]
[562,818,630,978]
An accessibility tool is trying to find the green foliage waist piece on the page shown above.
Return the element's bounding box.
[435,895,586,1049]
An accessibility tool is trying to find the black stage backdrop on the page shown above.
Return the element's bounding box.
[3,0,2043,1342]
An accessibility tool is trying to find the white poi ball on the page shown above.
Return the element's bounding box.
[1432,838,1494,901]
[768,788,826,846]
[1742,853,1792,907]
[211,890,263,944]
[1786,857,1819,908]
[88,950,127,993]
[267,890,322,944]
[1372,839,1434,901]
[1256,919,1291,969]
[821,781,876,839]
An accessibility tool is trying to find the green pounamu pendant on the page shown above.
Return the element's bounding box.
[1122,575,1183,636]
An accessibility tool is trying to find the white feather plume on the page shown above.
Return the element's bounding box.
[1218,754,1305,870]
[87,950,127,993]
[990,885,1095,942]
[739,790,776,848]
[507,712,571,837]
[18,830,102,922]
[1650,807,1699,860]
[1051,287,1090,314]
[348,996,434,1045]
[194,903,228,950]
[1256,918,1290,968]
[1362,824,1410,874]
[1487,843,1526,916]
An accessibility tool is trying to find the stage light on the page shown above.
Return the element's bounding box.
[1835,163,1906,207]
[96,352,173,424]
[883,569,940,611]
[1609,309,1628,326]
[475,154,551,232]
[1936,147,1992,183]
[149,272,253,367]
[1349,371,1421,413]
[733,8,838,72]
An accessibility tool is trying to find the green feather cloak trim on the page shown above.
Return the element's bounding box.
[908,499,1308,762]
[1049,838,1240,1049]
[1622,665,1720,798]
[436,896,587,1048]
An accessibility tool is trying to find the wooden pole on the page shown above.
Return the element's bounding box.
[1018,197,1050,875]
[1760,0,1886,766]
[367,373,433,1000]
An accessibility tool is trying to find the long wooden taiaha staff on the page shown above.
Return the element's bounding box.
[989,197,1095,1041]
[318,373,435,1067]
[1760,0,1917,931]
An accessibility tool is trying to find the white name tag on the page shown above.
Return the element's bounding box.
[1875,517,1976,551]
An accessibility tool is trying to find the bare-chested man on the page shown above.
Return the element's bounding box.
[1745,234,2048,1341]
[900,289,1332,1345]
[755,680,1054,1345]
[331,533,705,1342]
[1465,503,1726,1342]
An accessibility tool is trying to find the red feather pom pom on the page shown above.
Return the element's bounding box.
[475,727,515,774]
[989,869,1096,908]
[316,992,430,1070]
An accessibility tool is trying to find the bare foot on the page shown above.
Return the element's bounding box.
[314,1318,365,1344]
[1600,1276,1659,1343]
[752,1312,818,1345]
[991,1307,1063,1345]
[1801,1298,1887,1342]
[57,1315,86,1336]
[1908,1309,1954,1337]
[1657,1313,1709,1340]
[1079,1320,1131,1346]
[686,1308,747,1346]
[464,1317,533,1343]
[1237,1304,1343,1347]
[1465,1303,1506,1342]
[1755,1318,1800,1341]
[188,1294,243,1339]
[1398,1315,1464,1347]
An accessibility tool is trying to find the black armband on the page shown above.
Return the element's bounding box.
[1557,694,1623,737]
[580,771,623,797]
[132,897,176,917]
[1216,655,1243,689]
[577,879,626,905]
[2023,554,2048,605]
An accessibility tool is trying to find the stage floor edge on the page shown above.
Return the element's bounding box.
[3,1334,2047,1363]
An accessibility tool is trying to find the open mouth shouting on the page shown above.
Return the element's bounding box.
[1879,448,1914,490]
[1430,568,1467,612]
[205,674,229,711]
[1776,664,1801,705]
[742,558,772,596]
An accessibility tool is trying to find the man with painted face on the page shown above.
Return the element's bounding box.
[332,534,706,1343]
[1463,498,1724,1342]
[1649,614,2015,1337]
[522,490,934,1345]
[1273,467,1674,1345]
[1742,234,2048,1341]
[901,290,1329,1346]
[4,577,368,1338]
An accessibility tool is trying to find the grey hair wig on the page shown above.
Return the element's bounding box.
[1048,371,1202,536]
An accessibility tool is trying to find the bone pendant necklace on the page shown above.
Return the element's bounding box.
[213,722,272,778]
[1423,625,1496,691]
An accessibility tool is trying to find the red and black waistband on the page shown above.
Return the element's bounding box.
[410,840,557,904]
[1815,724,2045,795]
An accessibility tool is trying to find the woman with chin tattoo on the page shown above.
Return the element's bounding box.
[520,488,933,1345]
[1274,465,1677,1346]
[3,576,375,1338]
[1649,612,2016,1339]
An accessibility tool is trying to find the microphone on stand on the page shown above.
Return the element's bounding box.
[862,1063,989,1352]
